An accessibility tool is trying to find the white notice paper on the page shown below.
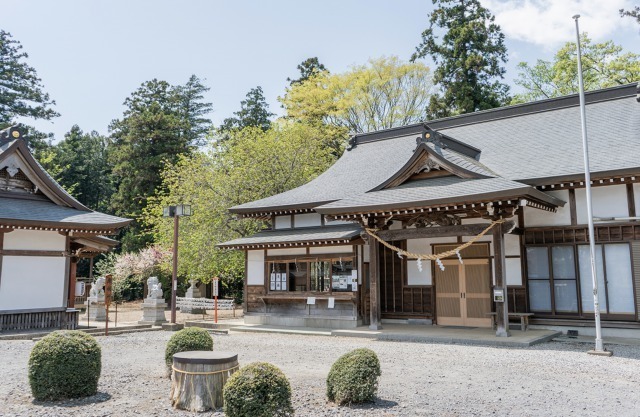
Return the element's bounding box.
[351,269,358,283]
[328,297,335,309]
[307,297,316,305]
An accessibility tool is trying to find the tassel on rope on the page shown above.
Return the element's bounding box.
[416,258,423,272]
[397,253,404,259]
[436,258,445,271]
[456,250,463,264]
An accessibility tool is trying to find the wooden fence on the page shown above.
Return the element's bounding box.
[0,309,79,332]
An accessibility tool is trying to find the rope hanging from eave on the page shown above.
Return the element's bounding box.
[365,218,509,270]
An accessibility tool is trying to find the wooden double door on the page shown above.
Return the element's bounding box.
[435,259,492,327]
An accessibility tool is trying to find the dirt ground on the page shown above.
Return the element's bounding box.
[1,329,640,416]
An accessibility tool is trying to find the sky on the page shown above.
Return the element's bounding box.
[3,0,639,142]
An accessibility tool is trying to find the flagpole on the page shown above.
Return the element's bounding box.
[572,15,610,356]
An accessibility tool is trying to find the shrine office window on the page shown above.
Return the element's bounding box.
[526,243,635,318]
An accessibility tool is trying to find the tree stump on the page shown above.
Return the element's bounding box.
[170,351,239,412]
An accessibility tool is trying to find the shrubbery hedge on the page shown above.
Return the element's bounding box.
[223,362,293,417]
[326,348,381,405]
[165,327,213,375]
[28,330,102,401]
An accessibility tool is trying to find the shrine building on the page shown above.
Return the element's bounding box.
[0,125,131,331]
[218,83,640,337]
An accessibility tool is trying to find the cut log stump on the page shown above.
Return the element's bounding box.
[170,351,239,412]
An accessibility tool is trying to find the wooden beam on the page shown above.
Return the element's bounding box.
[493,226,510,337]
[368,239,382,330]
[375,221,515,241]
[569,189,577,226]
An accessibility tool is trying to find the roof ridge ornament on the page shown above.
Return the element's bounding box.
[636,83,639,102]
[0,124,27,147]
[346,135,358,151]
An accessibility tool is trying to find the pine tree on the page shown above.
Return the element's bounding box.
[220,86,274,132]
[411,0,510,118]
[109,77,212,251]
[0,30,59,126]
[287,57,327,86]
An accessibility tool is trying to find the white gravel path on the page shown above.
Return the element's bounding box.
[1,330,639,416]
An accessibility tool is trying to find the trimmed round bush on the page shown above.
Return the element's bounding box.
[165,327,213,374]
[326,348,381,405]
[28,330,102,401]
[223,362,293,417]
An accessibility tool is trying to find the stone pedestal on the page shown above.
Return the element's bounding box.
[181,280,204,314]
[86,298,106,321]
[139,297,168,325]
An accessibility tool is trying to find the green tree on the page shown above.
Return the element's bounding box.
[143,122,335,289]
[175,74,213,146]
[513,34,640,103]
[287,57,327,85]
[0,30,59,155]
[411,0,510,118]
[109,77,212,251]
[0,30,59,126]
[52,125,114,212]
[281,56,433,136]
[620,6,640,25]
[220,86,274,132]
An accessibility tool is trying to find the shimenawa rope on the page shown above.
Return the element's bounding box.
[172,364,239,376]
[365,218,508,262]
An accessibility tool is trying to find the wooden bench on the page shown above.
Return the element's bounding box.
[176,297,236,311]
[487,312,534,331]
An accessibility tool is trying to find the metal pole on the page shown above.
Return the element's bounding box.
[171,214,179,324]
[573,15,607,355]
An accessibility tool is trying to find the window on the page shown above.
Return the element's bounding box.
[527,243,636,317]
[267,256,355,294]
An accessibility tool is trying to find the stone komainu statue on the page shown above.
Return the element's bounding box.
[147,276,163,299]
[89,276,106,298]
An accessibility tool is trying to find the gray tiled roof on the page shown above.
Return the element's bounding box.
[217,224,362,248]
[316,176,563,214]
[230,132,419,212]
[439,96,640,183]
[231,85,639,214]
[0,197,130,228]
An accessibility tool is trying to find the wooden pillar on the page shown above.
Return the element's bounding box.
[493,226,510,337]
[68,258,78,308]
[368,240,382,330]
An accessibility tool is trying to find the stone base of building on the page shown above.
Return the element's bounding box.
[244,313,361,329]
[138,298,168,325]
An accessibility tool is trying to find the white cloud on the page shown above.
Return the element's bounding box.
[484,0,636,47]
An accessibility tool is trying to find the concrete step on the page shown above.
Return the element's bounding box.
[1,324,160,341]
[184,320,243,330]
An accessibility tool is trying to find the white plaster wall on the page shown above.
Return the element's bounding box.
[506,258,523,286]
[309,245,353,254]
[576,185,629,224]
[246,250,265,285]
[266,248,306,256]
[3,230,66,251]
[294,213,322,228]
[407,261,432,285]
[274,216,291,229]
[524,190,571,227]
[634,183,640,216]
[0,256,66,310]
[505,234,521,257]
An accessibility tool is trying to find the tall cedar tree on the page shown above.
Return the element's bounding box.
[109,77,212,251]
[0,30,58,155]
[411,0,510,118]
[220,86,274,132]
[287,57,327,86]
[53,125,114,212]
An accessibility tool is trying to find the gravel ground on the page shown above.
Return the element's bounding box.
[1,330,639,416]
